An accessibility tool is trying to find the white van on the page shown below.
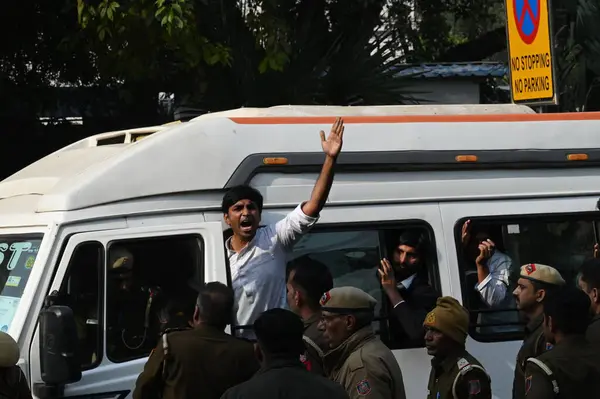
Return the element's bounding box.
[2,104,600,399]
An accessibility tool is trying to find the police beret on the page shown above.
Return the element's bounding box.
[0,331,19,367]
[519,263,565,286]
[319,287,377,313]
[423,296,469,344]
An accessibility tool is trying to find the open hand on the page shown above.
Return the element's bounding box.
[461,220,471,246]
[320,117,344,158]
[378,258,397,290]
[476,239,495,266]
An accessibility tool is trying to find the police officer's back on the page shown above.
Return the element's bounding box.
[524,286,600,398]
[221,308,348,399]
[320,287,406,399]
[512,264,565,399]
[0,332,32,399]
[424,297,491,399]
[133,282,259,399]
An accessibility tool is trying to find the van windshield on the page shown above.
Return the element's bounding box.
[0,234,43,332]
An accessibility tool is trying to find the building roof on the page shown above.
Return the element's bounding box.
[395,62,508,79]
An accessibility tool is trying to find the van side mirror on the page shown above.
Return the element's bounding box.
[39,304,82,385]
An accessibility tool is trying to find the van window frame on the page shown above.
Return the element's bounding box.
[56,240,105,371]
[453,210,600,343]
[229,219,441,350]
[105,233,205,364]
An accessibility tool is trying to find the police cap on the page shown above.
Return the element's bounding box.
[319,286,377,314]
[0,331,19,368]
[519,263,565,286]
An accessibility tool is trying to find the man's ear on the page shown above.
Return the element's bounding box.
[592,288,600,304]
[536,289,546,303]
[346,315,357,331]
[192,306,200,325]
[254,343,263,363]
[223,213,231,226]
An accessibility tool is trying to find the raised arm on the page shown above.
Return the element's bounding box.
[301,117,344,217]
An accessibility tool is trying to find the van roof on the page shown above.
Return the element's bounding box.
[2,104,600,214]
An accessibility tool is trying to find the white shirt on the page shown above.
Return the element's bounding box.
[475,250,519,333]
[226,203,318,339]
[392,274,417,308]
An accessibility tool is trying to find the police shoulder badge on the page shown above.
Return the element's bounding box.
[320,291,331,306]
[468,380,481,395]
[525,375,533,394]
[356,379,371,396]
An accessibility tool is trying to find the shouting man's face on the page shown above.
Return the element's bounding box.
[224,199,261,241]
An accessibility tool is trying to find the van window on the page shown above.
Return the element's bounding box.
[455,214,597,342]
[0,235,43,333]
[286,223,440,350]
[106,235,203,363]
[56,241,104,369]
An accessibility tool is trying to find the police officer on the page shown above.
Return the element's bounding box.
[512,263,565,399]
[577,258,600,343]
[0,331,32,399]
[133,282,259,399]
[424,296,491,399]
[286,256,333,375]
[319,286,406,399]
[524,286,600,398]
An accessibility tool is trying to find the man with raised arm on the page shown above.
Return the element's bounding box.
[222,118,344,338]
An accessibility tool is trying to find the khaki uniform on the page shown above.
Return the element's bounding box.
[423,297,491,399]
[586,314,600,345]
[427,350,491,399]
[512,263,565,399]
[323,326,406,399]
[513,315,547,399]
[302,313,329,376]
[524,335,600,398]
[132,326,259,399]
[320,287,406,399]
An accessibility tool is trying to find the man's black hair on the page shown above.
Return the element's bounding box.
[397,230,427,254]
[543,286,591,335]
[287,256,333,310]
[579,258,600,292]
[253,308,305,357]
[221,185,264,214]
[530,280,562,299]
[196,282,234,329]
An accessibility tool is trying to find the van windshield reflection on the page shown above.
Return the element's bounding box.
[0,235,43,332]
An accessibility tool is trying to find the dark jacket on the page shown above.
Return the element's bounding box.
[513,314,547,399]
[0,366,32,399]
[388,276,440,348]
[220,357,349,399]
[133,325,259,399]
[586,314,600,345]
[427,349,491,399]
[302,313,329,376]
[524,335,600,398]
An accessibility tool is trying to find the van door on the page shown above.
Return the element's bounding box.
[29,222,225,399]
[439,196,599,399]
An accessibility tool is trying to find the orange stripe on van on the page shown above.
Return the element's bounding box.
[229,112,600,124]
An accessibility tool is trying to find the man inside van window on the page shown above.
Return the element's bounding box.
[222,118,344,339]
[378,231,440,347]
[461,220,518,334]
